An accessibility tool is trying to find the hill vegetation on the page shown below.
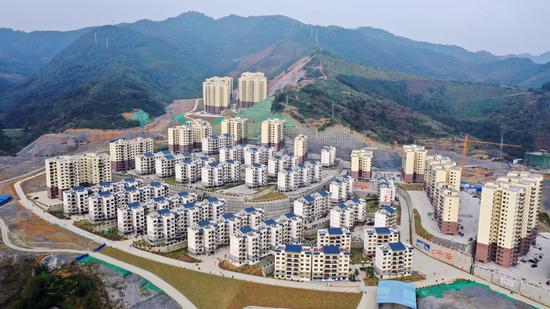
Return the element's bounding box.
[0,12,549,154]
[274,53,550,154]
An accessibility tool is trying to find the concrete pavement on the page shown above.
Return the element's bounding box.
[0,217,196,308]
[12,173,366,294]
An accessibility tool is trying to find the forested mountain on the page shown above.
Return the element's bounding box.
[274,53,550,154]
[0,11,549,154]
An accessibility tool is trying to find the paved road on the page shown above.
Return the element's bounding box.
[397,190,543,308]
[13,173,366,296]
[7,178,196,309]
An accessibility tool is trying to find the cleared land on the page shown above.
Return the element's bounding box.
[100,247,362,309]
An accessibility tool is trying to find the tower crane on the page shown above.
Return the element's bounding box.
[418,134,521,169]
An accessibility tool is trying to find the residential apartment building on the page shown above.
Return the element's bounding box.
[424,155,462,235]
[135,152,156,175]
[294,135,308,163]
[374,242,413,279]
[244,145,273,165]
[62,186,90,215]
[268,154,298,177]
[329,198,367,229]
[117,202,147,236]
[203,76,233,114]
[88,191,117,223]
[401,144,427,183]
[237,72,267,107]
[374,206,398,229]
[364,227,400,256]
[155,152,184,178]
[260,118,285,149]
[219,145,245,163]
[168,120,212,152]
[433,182,460,235]
[46,153,111,199]
[293,190,330,222]
[475,171,544,268]
[245,163,268,188]
[329,176,354,203]
[273,244,350,281]
[317,227,352,249]
[321,146,337,167]
[277,168,302,192]
[378,177,396,206]
[201,160,242,188]
[201,134,232,155]
[109,137,154,171]
[146,208,179,245]
[350,148,374,180]
[221,117,248,144]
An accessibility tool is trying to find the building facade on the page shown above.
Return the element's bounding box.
[109,137,154,171]
[350,148,374,180]
[374,242,413,279]
[260,119,285,149]
[237,72,267,107]
[221,117,248,143]
[364,227,400,256]
[321,146,337,167]
[203,76,233,114]
[475,171,544,268]
[294,135,308,163]
[401,144,427,183]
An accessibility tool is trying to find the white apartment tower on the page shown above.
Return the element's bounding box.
[109,137,154,171]
[350,148,374,180]
[475,171,543,268]
[321,146,337,167]
[221,117,248,144]
[261,118,285,149]
[237,72,267,107]
[203,76,233,114]
[293,135,308,163]
[46,153,111,199]
[402,144,427,183]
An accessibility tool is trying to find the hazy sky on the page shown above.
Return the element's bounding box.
[1,0,549,55]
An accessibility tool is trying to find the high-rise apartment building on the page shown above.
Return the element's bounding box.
[168,119,212,152]
[45,153,111,199]
[293,135,308,163]
[351,148,374,180]
[203,76,233,114]
[237,72,267,107]
[402,144,427,183]
[321,146,337,167]
[261,119,284,149]
[109,137,154,171]
[475,172,543,268]
[221,117,248,143]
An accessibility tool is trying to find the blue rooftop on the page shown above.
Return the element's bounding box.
[198,220,210,227]
[240,226,253,233]
[323,246,341,254]
[178,191,189,196]
[183,203,196,209]
[150,181,161,187]
[285,244,302,253]
[206,197,219,203]
[244,207,256,213]
[143,152,154,158]
[264,219,277,226]
[389,242,407,251]
[165,155,175,160]
[99,181,111,187]
[153,196,166,202]
[128,202,141,208]
[124,177,136,182]
[73,185,85,191]
[98,191,111,197]
[223,213,234,220]
[284,212,296,219]
[375,227,391,234]
[376,280,417,309]
[158,208,171,215]
[303,195,314,202]
[327,227,343,235]
[318,190,329,197]
[383,206,397,214]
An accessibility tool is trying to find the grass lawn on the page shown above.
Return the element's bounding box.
[100,247,361,309]
[366,199,379,213]
[413,209,434,241]
[251,191,287,202]
[398,183,424,191]
[74,220,126,241]
[159,249,201,263]
[163,177,176,185]
[350,248,366,265]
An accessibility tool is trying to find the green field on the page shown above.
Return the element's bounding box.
[101,247,361,309]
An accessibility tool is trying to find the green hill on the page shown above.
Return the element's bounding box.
[274,53,550,154]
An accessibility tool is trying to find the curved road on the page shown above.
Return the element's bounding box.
[11,173,366,295]
[2,189,196,308]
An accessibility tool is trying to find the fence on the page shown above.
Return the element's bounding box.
[472,264,550,306]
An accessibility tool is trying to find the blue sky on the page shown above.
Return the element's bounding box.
[1,0,549,55]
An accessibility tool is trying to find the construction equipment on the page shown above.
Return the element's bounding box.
[419,134,522,169]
